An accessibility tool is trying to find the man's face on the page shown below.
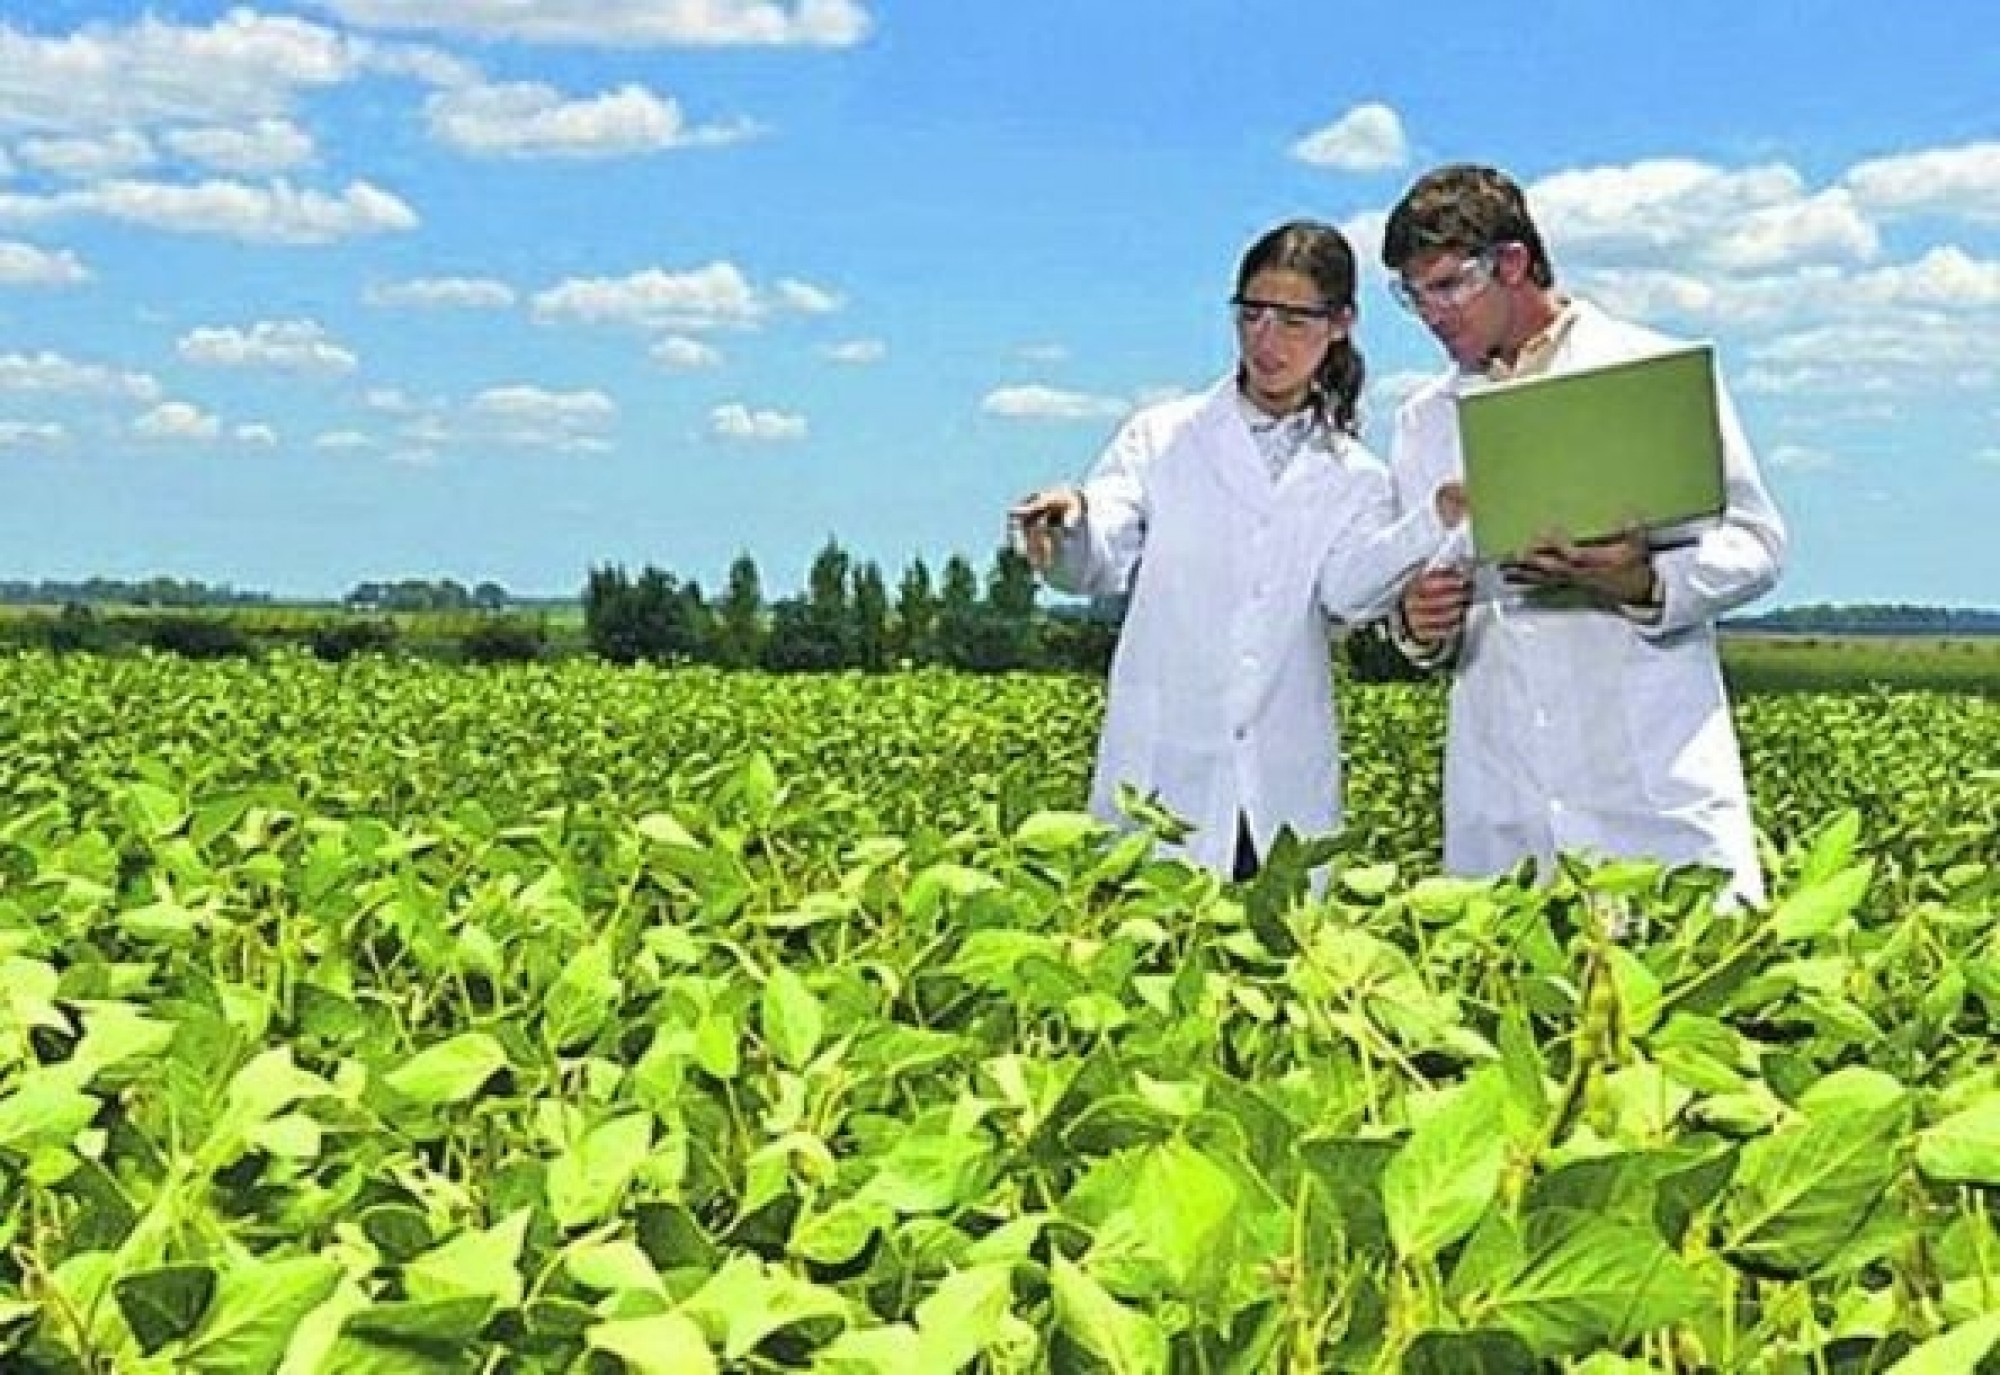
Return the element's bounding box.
[1393,247,1506,370]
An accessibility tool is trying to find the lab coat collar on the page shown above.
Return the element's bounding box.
[1191,375,1336,511]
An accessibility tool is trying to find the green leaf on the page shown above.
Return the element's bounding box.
[341,1295,496,1344]
[1401,1329,1540,1374]
[1048,1254,1169,1375]
[545,941,621,1052]
[1472,1212,1707,1356]
[636,812,702,849]
[1769,861,1874,943]
[1128,1138,1241,1301]
[761,965,823,1072]
[912,1264,1014,1372]
[115,1264,216,1354]
[1914,1093,2000,1186]
[402,1209,529,1310]
[587,1310,717,1375]
[1720,1090,1908,1277]
[681,1255,850,1361]
[1383,1071,1511,1259]
[381,1032,508,1106]
[1883,1310,2000,1373]
[547,1112,653,1229]
[1012,810,1105,855]
[182,1254,342,1375]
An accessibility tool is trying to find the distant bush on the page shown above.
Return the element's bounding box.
[459,618,546,664]
[311,618,400,662]
[136,615,253,660]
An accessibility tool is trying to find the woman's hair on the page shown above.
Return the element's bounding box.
[1380,163,1556,287]
[1236,220,1365,435]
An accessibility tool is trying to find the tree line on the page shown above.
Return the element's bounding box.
[582,539,1120,675]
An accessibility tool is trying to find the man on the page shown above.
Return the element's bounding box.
[1381,163,1786,904]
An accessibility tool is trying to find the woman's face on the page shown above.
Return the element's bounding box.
[1232,267,1348,416]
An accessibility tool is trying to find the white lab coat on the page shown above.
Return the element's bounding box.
[1051,376,1443,874]
[1388,300,1787,902]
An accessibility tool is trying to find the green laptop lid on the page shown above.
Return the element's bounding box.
[1455,342,1726,563]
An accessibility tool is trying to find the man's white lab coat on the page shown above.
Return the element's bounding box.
[1050,376,1441,874]
[1389,300,1786,902]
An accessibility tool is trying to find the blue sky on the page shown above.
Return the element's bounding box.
[0,1,1993,606]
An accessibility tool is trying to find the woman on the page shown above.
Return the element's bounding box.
[1011,220,1444,878]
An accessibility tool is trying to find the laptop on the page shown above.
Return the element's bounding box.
[1455,342,1727,563]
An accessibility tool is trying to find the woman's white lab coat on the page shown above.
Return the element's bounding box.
[1388,300,1786,902]
[1050,376,1441,874]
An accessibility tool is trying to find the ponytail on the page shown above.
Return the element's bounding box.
[1315,336,1365,437]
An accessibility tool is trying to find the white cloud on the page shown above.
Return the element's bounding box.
[163,119,316,175]
[1845,141,2000,224]
[1531,160,1877,272]
[1847,246,2000,310]
[1291,102,1408,172]
[307,0,872,47]
[820,338,884,364]
[426,80,755,159]
[0,350,159,400]
[775,277,841,313]
[980,384,1129,422]
[365,275,517,309]
[16,129,157,179]
[0,13,364,135]
[468,385,618,451]
[235,422,279,446]
[533,262,761,329]
[0,177,417,244]
[651,335,723,368]
[0,240,89,286]
[0,420,67,449]
[177,319,358,373]
[1736,313,1992,394]
[711,402,806,441]
[134,400,222,440]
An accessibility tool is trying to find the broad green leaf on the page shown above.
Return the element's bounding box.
[1384,1070,1511,1259]
[115,1264,216,1354]
[681,1255,850,1361]
[0,1064,98,1153]
[1883,1310,2000,1373]
[547,1112,653,1229]
[761,964,823,1071]
[1128,1138,1240,1300]
[912,1263,1014,1373]
[1769,861,1874,943]
[381,1032,508,1106]
[1472,1212,1707,1356]
[403,1209,529,1310]
[1048,1254,1168,1375]
[636,812,702,849]
[863,1127,991,1215]
[563,1238,666,1295]
[587,1310,716,1375]
[182,1254,342,1375]
[545,941,621,1051]
[1915,1093,2000,1185]
[1012,810,1105,855]
[1721,1090,1908,1277]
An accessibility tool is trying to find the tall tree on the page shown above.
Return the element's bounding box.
[716,552,766,669]
[852,561,889,672]
[893,557,938,665]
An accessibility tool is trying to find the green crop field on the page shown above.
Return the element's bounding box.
[0,653,1995,1372]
